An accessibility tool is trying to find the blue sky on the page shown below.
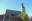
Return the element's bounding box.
[0,0,32,16]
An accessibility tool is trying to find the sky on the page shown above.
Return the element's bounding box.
[0,0,32,16]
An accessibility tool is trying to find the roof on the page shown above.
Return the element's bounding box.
[5,9,21,16]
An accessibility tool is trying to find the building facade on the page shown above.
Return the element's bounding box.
[4,9,21,21]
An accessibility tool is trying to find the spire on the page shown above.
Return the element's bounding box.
[22,3,24,8]
[22,3,25,12]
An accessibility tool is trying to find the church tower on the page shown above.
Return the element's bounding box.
[21,3,29,21]
[18,3,29,21]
